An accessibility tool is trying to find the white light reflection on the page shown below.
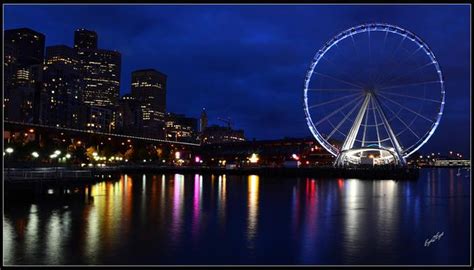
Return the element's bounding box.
[247,175,260,250]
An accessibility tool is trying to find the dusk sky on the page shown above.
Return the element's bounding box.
[4,4,471,155]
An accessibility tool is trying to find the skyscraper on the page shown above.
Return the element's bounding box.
[74,29,98,50]
[4,28,45,123]
[131,69,167,138]
[42,45,85,128]
[74,29,121,109]
[4,28,45,68]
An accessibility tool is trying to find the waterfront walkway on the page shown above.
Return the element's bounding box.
[4,165,420,182]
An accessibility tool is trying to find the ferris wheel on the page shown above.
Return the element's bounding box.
[303,23,445,166]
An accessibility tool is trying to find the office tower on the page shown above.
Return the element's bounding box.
[74,29,98,50]
[74,29,121,109]
[131,69,167,138]
[4,28,45,68]
[4,28,45,123]
[42,45,85,128]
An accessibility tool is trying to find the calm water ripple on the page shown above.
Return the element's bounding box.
[3,168,471,265]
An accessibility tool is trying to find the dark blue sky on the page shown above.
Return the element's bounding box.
[4,4,471,155]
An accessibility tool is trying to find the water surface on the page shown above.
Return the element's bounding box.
[3,168,471,265]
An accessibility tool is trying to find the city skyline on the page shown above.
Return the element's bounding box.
[4,4,471,156]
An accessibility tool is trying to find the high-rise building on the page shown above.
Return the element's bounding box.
[165,113,198,143]
[74,29,98,50]
[4,28,45,123]
[115,94,143,136]
[74,29,121,109]
[131,69,167,138]
[4,28,45,68]
[41,45,85,128]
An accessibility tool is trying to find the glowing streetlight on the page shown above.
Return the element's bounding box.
[249,153,259,163]
[65,154,71,159]
[54,150,61,155]
[31,152,39,158]
[5,147,14,154]
[92,152,98,157]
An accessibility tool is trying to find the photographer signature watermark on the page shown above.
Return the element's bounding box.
[424,232,444,247]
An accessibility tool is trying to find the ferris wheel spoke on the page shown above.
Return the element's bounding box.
[375,44,424,86]
[361,96,371,147]
[377,35,407,87]
[379,61,436,88]
[377,90,441,103]
[326,119,349,139]
[371,98,382,147]
[313,72,364,89]
[377,93,434,123]
[355,138,391,144]
[320,56,366,87]
[307,88,361,92]
[326,96,365,141]
[372,95,406,161]
[368,29,372,69]
[350,33,358,56]
[377,80,441,91]
[308,92,361,110]
[378,96,421,139]
[314,96,364,126]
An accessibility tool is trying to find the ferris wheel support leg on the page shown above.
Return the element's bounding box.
[372,94,407,166]
[341,93,371,151]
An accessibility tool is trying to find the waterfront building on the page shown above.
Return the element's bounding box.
[434,159,470,167]
[201,124,245,144]
[165,113,198,143]
[131,69,167,139]
[200,137,333,167]
[4,28,45,123]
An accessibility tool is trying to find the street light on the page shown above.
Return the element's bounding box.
[54,150,61,155]
[5,147,14,154]
[32,152,39,158]
[65,154,71,159]
[249,153,259,163]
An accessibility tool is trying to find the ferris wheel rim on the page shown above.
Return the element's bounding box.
[303,22,445,158]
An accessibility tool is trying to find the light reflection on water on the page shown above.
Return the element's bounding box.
[3,168,470,265]
[246,175,260,251]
